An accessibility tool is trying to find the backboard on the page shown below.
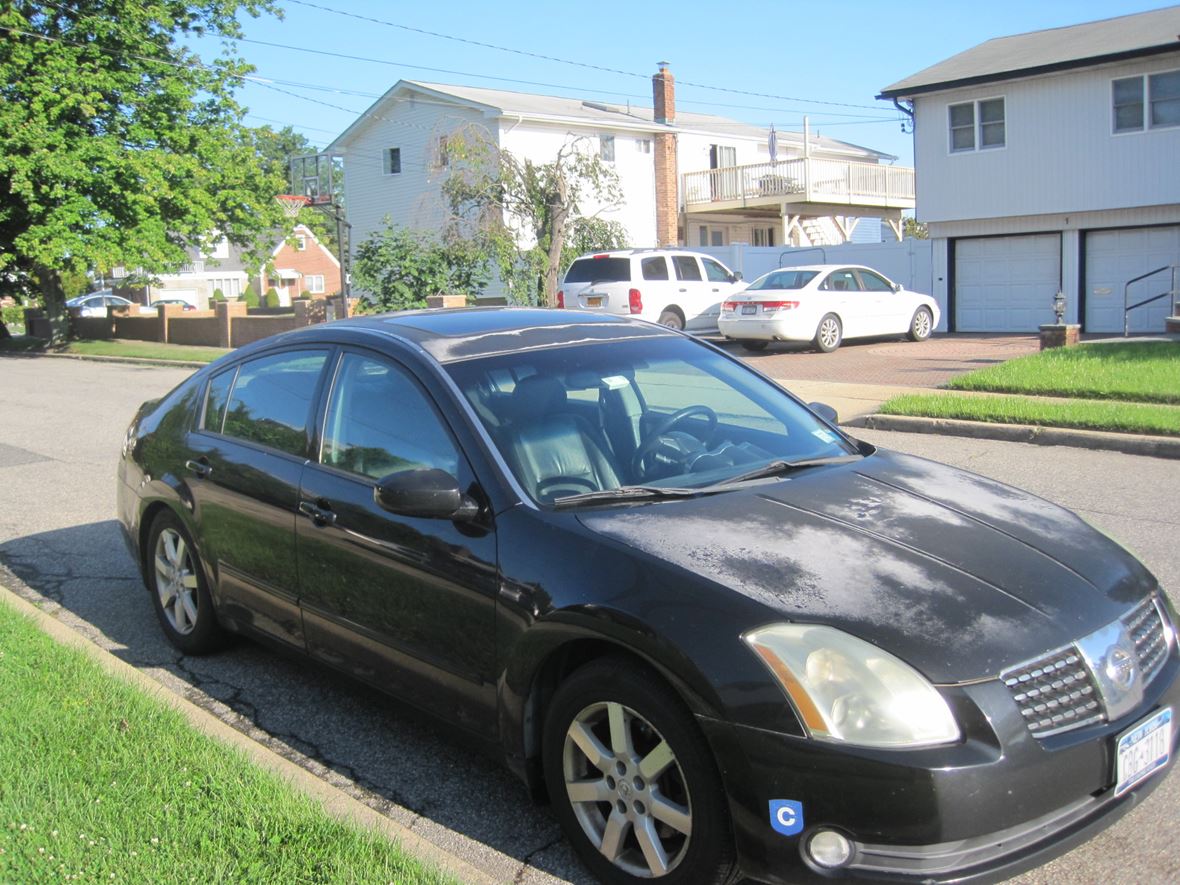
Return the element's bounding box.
[290,153,340,206]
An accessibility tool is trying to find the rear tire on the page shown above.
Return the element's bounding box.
[146,510,226,655]
[738,340,768,352]
[814,314,842,352]
[657,309,685,331]
[907,307,933,342]
[542,657,735,884]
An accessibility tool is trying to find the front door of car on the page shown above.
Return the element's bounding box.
[185,348,332,648]
[855,268,903,333]
[701,256,742,324]
[295,349,499,733]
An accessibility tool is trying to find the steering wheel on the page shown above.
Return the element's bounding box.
[631,405,718,478]
[535,475,599,501]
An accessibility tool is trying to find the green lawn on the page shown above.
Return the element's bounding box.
[946,341,1180,404]
[65,339,228,363]
[879,392,1180,437]
[0,601,450,884]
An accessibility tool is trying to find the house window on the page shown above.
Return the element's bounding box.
[949,98,1004,152]
[1113,71,1180,132]
[295,235,307,251]
[752,227,776,247]
[636,138,652,154]
[384,147,401,175]
[306,274,325,294]
[600,135,615,162]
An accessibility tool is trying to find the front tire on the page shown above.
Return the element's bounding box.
[814,313,843,352]
[907,306,933,342]
[146,510,226,655]
[542,657,735,884]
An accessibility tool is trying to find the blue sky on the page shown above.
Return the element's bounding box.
[204,0,1171,171]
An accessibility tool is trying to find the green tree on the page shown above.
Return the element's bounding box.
[442,128,626,306]
[352,222,490,313]
[0,0,286,340]
[903,216,928,240]
[249,124,339,252]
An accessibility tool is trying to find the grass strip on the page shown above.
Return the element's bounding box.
[64,339,228,363]
[0,600,450,884]
[945,341,1180,404]
[879,392,1180,437]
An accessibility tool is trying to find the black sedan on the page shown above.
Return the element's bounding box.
[117,308,1177,884]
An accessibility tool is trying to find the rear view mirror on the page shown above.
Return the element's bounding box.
[374,468,480,521]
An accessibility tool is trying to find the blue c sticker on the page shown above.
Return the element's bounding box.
[769,799,804,836]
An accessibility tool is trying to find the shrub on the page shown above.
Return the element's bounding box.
[264,288,280,308]
[212,288,225,302]
[242,282,260,308]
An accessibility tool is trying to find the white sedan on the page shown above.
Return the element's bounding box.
[717,265,940,352]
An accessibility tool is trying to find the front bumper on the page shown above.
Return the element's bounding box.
[701,654,1179,883]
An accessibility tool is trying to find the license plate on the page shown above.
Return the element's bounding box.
[741,304,757,315]
[1115,707,1171,796]
[586,296,603,307]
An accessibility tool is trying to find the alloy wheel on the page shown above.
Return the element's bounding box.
[154,527,199,635]
[819,318,840,349]
[562,701,692,878]
[914,309,931,338]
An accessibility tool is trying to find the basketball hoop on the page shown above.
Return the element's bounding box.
[275,194,310,219]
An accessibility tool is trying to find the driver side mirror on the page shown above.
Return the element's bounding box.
[374,468,480,522]
[730,271,743,282]
[891,282,902,293]
[808,402,839,425]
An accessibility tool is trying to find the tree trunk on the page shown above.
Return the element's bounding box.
[543,178,570,308]
[34,264,70,344]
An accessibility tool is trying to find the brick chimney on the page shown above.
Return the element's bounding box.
[652,62,679,247]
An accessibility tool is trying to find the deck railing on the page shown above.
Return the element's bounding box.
[682,158,915,207]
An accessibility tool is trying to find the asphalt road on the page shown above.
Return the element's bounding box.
[0,355,1177,884]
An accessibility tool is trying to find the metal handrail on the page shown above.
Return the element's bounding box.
[1123,265,1178,336]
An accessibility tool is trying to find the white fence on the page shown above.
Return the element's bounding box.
[698,238,944,331]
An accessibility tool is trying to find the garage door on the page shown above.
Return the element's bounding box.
[955,235,1061,331]
[1085,226,1180,333]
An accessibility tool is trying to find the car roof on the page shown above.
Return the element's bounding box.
[270,307,678,364]
[569,248,714,260]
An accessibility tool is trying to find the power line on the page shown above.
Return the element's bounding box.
[282,0,890,111]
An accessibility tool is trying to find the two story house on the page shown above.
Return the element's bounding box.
[326,66,914,287]
[879,6,1180,333]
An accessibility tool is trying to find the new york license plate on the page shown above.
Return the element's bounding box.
[586,295,603,307]
[741,305,757,315]
[1115,707,1172,796]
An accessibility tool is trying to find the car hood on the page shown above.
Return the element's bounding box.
[577,450,1154,683]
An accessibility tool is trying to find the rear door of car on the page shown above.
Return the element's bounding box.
[563,255,632,316]
[818,268,868,338]
[186,347,333,648]
[295,347,499,733]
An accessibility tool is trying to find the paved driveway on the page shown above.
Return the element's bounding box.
[716,332,1041,387]
[1,356,1178,885]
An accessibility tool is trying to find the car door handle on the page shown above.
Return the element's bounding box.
[712,288,720,292]
[299,500,337,527]
[678,287,687,292]
[185,458,212,480]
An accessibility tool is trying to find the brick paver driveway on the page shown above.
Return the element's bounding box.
[717,333,1041,387]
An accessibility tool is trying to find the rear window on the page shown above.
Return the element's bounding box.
[564,257,631,284]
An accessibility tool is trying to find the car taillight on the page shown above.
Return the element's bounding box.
[722,301,738,313]
[556,290,564,309]
[760,300,800,314]
[628,288,642,314]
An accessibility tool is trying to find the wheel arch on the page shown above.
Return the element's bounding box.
[658,304,687,326]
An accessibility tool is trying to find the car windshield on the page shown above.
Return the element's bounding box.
[444,337,858,505]
[745,270,819,291]
[563,257,630,284]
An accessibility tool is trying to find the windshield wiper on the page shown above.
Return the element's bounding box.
[552,485,702,509]
[711,454,864,488]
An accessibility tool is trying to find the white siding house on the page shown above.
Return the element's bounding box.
[329,69,913,301]
[879,6,1180,333]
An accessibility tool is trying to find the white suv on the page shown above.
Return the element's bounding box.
[557,249,744,331]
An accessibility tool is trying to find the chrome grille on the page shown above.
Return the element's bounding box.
[1002,647,1104,738]
[1002,595,1174,740]
[1123,597,1169,685]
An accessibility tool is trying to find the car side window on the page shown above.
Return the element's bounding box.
[672,256,703,282]
[820,270,860,292]
[321,352,460,481]
[203,367,237,432]
[858,270,893,292]
[221,350,328,456]
[641,257,669,280]
[702,258,731,283]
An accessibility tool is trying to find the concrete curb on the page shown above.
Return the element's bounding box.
[33,351,210,369]
[0,584,500,885]
[850,413,1180,460]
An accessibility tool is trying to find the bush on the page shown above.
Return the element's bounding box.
[2,304,26,328]
[264,288,280,308]
[212,288,225,302]
[242,282,260,308]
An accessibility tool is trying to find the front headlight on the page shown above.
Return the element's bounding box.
[744,624,961,748]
